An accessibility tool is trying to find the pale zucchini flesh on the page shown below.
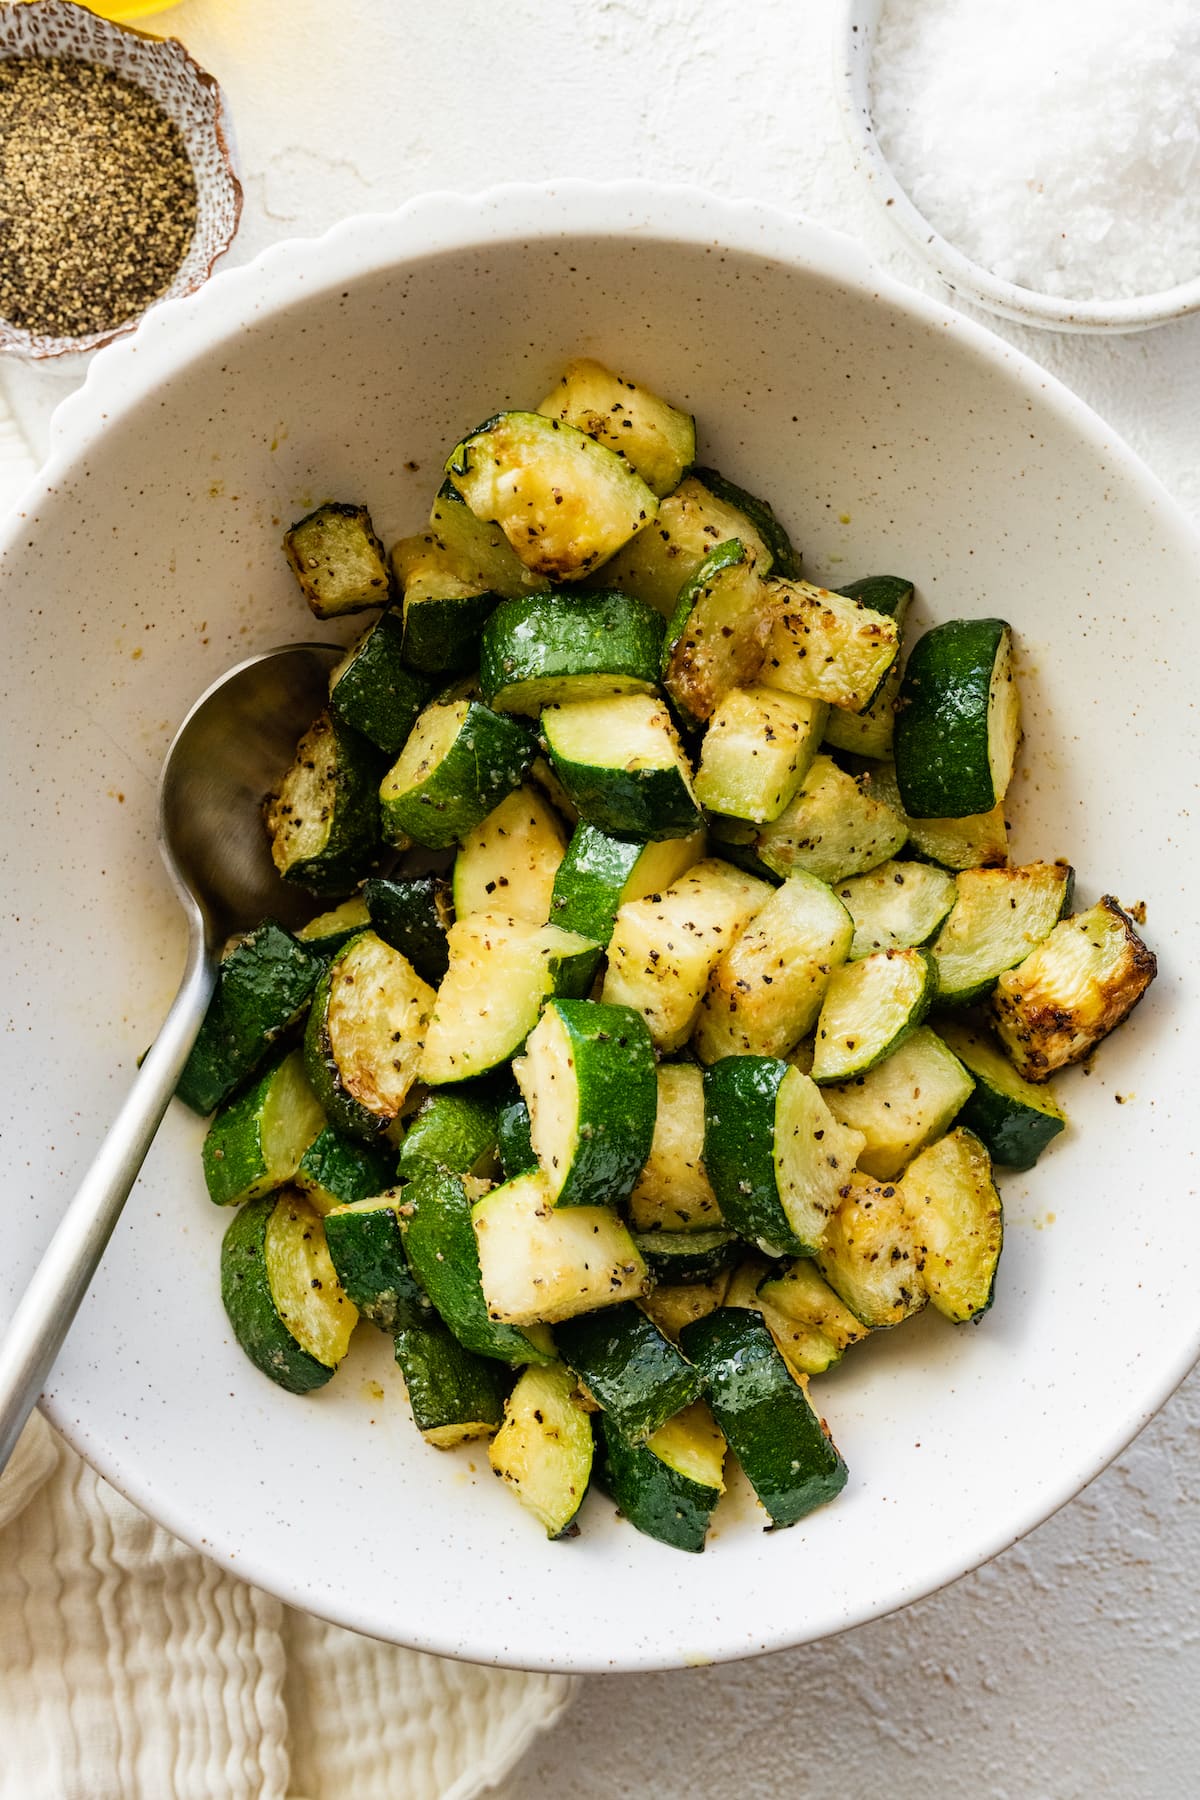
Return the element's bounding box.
[822,1025,975,1179]
[725,754,908,886]
[836,860,958,960]
[815,1173,927,1328]
[811,947,935,1083]
[489,1362,594,1538]
[472,1171,648,1326]
[932,861,1073,1004]
[693,685,828,824]
[452,785,567,925]
[536,358,696,498]
[265,1193,359,1366]
[899,1127,1003,1322]
[763,580,900,713]
[627,1063,723,1232]
[594,474,776,615]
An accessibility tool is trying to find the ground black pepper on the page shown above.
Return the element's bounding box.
[0,55,197,339]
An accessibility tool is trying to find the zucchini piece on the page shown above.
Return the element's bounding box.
[722,1252,778,1313]
[756,1259,869,1378]
[202,1048,324,1208]
[704,1058,865,1256]
[627,1062,723,1232]
[541,693,701,842]
[328,610,431,754]
[303,930,435,1140]
[480,590,665,715]
[394,1084,501,1180]
[393,1317,507,1447]
[512,998,658,1209]
[472,1170,648,1326]
[363,873,453,986]
[640,1272,732,1343]
[176,920,321,1116]
[693,870,854,1063]
[693,685,827,824]
[810,946,935,1083]
[554,1301,702,1443]
[602,857,773,1052]
[868,761,1009,872]
[266,712,383,897]
[937,1021,1066,1169]
[452,785,567,926]
[835,859,957,961]
[283,501,390,619]
[991,897,1157,1080]
[718,753,907,886]
[815,1172,927,1328]
[401,1168,555,1364]
[378,697,532,850]
[295,896,373,961]
[496,1085,538,1178]
[390,533,500,676]
[549,820,705,947]
[899,1127,1003,1322]
[489,1362,594,1537]
[323,1192,429,1332]
[822,1025,975,1180]
[932,861,1074,1005]
[679,1310,848,1528]
[428,479,552,600]
[446,411,658,582]
[763,580,901,714]
[894,619,1021,818]
[419,913,600,1085]
[660,538,771,729]
[295,1124,397,1215]
[595,474,776,615]
[598,1401,726,1553]
[537,358,696,498]
[632,1229,740,1285]
[221,1192,358,1394]
[690,467,801,581]
[822,576,914,758]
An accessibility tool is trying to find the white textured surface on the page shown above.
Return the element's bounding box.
[2,0,1198,1788]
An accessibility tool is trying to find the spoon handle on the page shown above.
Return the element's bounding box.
[0,931,216,1475]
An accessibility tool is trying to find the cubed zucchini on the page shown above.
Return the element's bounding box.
[378,697,532,850]
[899,1127,1003,1322]
[303,930,435,1140]
[661,539,772,729]
[452,785,567,926]
[537,358,696,497]
[176,920,322,1116]
[541,693,702,842]
[821,1025,975,1179]
[894,618,1021,818]
[472,1170,648,1327]
[590,473,777,614]
[265,712,383,897]
[202,1048,324,1207]
[763,579,900,714]
[488,1362,594,1537]
[693,685,827,824]
[328,610,431,753]
[480,589,665,715]
[221,1192,358,1394]
[555,1302,702,1443]
[627,1062,723,1232]
[283,501,390,619]
[815,1173,927,1328]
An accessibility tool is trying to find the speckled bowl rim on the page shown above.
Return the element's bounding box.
[8,181,1200,1670]
[836,0,1200,334]
[0,0,242,360]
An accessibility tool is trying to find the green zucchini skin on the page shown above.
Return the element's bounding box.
[378,700,533,850]
[265,712,384,897]
[597,1414,720,1553]
[549,821,702,945]
[679,1310,848,1527]
[329,609,432,753]
[393,1317,508,1443]
[362,874,453,986]
[631,1229,741,1285]
[177,921,322,1116]
[893,619,1016,818]
[295,897,374,963]
[479,590,665,715]
[690,467,802,581]
[395,1083,501,1181]
[295,1125,397,1213]
[937,1022,1066,1170]
[401,1169,555,1365]
[495,1086,538,1178]
[323,1195,430,1332]
[220,1194,335,1395]
[554,1302,702,1443]
[542,696,702,842]
[201,1048,324,1207]
[702,1058,810,1255]
[516,998,658,1209]
[835,575,913,618]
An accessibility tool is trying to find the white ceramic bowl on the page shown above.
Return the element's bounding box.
[1,184,1197,1672]
[837,0,1200,334]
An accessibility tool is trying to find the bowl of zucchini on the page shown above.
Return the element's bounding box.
[0,183,1195,1672]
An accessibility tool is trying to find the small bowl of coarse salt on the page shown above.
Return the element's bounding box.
[0,0,241,359]
[838,0,1200,332]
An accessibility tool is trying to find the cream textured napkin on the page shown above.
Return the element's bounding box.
[0,393,574,1800]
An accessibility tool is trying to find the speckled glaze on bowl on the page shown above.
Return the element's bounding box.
[0,184,1197,1672]
[0,0,241,358]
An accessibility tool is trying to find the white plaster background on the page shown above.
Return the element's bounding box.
[4,0,1198,1791]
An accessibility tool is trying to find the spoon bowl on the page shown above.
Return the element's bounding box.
[0,641,338,1472]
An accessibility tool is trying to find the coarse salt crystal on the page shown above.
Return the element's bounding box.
[870,0,1200,301]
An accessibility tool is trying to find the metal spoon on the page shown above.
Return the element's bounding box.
[0,642,339,1475]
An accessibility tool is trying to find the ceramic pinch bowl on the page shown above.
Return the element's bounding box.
[0,0,241,359]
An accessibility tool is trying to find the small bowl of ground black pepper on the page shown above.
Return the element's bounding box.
[0,0,241,358]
